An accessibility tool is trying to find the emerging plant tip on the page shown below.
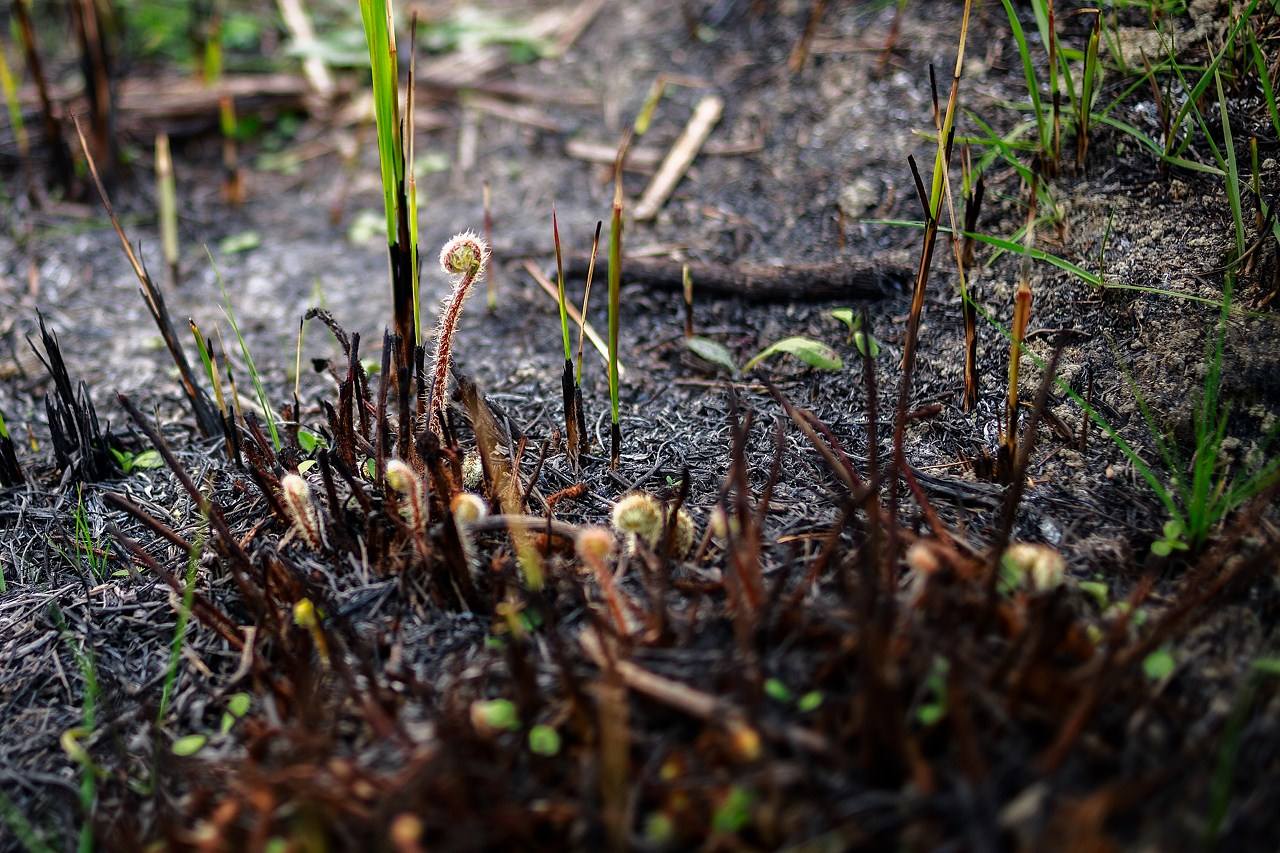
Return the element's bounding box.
[439,231,489,278]
[575,526,616,564]
[461,451,484,490]
[384,458,416,495]
[1003,542,1066,592]
[386,458,428,535]
[281,473,322,550]
[450,492,488,525]
[428,231,490,437]
[610,492,662,541]
[292,597,318,629]
[609,492,695,557]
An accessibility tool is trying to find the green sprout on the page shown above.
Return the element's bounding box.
[607,165,624,467]
[359,0,422,367]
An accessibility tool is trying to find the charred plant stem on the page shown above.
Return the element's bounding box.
[13,0,71,190]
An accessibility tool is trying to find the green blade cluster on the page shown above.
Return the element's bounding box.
[359,0,421,348]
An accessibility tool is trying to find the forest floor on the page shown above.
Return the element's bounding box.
[1,0,1278,850]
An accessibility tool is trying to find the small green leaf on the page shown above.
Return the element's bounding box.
[297,428,326,453]
[1078,580,1109,609]
[917,703,945,726]
[347,209,386,246]
[131,450,164,469]
[171,734,207,756]
[797,690,823,712]
[527,724,561,756]
[110,448,133,473]
[363,458,377,479]
[1151,540,1172,557]
[684,336,737,373]
[711,786,754,834]
[644,813,675,844]
[1251,657,1280,676]
[744,336,843,372]
[1143,648,1176,681]
[297,459,317,474]
[227,692,251,718]
[218,231,261,255]
[830,308,856,333]
[1163,519,1183,539]
[853,330,881,358]
[472,698,520,732]
[764,678,792,703]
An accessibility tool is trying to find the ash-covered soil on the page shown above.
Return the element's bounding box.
[1,0,1278,850]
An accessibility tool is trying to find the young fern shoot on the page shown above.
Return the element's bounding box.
[428,232,489,437]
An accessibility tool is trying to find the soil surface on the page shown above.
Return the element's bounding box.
[1,1,1279,850]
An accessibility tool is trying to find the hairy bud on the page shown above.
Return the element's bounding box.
[281,473,322,550]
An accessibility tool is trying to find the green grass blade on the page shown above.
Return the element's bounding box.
[157,518,208,725]
[206,247,281,449]
[1165,0,1260,158]
[1215,71,1245,262]
[1249,30,1280,141]
[359,0,403,247]
[869,219,1226,307]
[998,0,1048,154]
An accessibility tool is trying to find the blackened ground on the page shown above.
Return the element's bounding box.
[1,0,1279,850]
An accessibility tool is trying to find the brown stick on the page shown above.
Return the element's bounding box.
[563,254,910,302]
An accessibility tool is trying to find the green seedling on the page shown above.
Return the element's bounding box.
[998,0,1050,165]
[712,786,754,834]
[359,0,422,370]
[1150,519,1189,557]
[551,209,583,466]
[607,160,624,468]
[221,693,252,734]
[916,656,949,726]
[157,520,208,724]
[209,249,281,450]
[1076,8,1102,171]
[70,487,110,581]
[528,724,561,756]
[218,230,260,255]
[471,698,520,734]
[744,336,843,372]
[831,309,882,357]
[108,448,163,474]
[52,605,99,853]
[684,336,736,374]
[764,678,792,702]
[1142,647,1175,681]
[872,219,1227,307]
[575,221,603,385]
[171,734,207,756]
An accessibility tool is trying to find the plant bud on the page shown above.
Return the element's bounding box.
[451,492,488,526]
[670,507,695,558]
[610,492,663,548]
[575,526,616,565]
[461,451,484,490]
[281,473,322,550]
[384,459,416,496]
[439,231,489,278]
[1003,543,1066,591]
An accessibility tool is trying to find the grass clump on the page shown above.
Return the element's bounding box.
[359,0,421,371]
